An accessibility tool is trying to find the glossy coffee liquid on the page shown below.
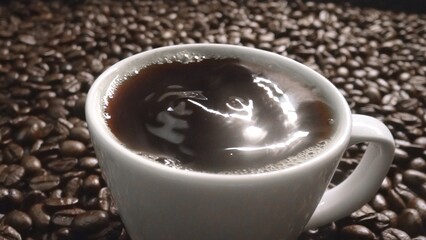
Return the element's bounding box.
[105,57,334,173]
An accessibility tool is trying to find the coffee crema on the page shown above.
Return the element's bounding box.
[104,57,334,173]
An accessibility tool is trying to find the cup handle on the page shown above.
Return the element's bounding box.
[304,114,395,230]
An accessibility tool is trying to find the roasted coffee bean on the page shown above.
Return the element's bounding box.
[49,189,63,199]
[373,213,391,232]
[392,172,404,186]
[0,164,25,187]
[370,193,388,212]
[0,188,23,212]
[83,221,124,240]
[71,210,109,234]
[54,227,71,240]
[339,224,376,240]
[44,197,79,211]
[4,210,32,232]
[349,204,376,222]
[414,137,426,147]
[29,175,60,191]
[52,208,85,227]
[386,189,406,213]
[381,210,398,228]
[78,157,98,169]
[380,177,393,193]
[20,155,42,174]
[18,34,36,45]
[33,143,60,158]
[407,197,426,223]
[47,158,78,173]
[98,187,119,217]
[381,228,410,240]
[82,175,101,192]
[59,140,86,157]
[0,225,22,240]
[403,170,426,187]
[62,170,86,180]
[418,183,426,200]
[64,177,82,198]
[409,158,426,172]
[28,203,50,229]
[393,148,410,165]
[69,127,90,143]
[81,195,99,210]
[24,190,46,206]
[394,183,417,203]
[3,143,24,164]
[398,208,424,237]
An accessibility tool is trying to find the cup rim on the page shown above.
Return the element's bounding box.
[86,43,352,179]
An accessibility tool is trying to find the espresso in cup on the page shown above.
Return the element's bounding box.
[104,55,335,173]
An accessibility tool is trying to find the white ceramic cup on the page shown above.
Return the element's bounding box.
[86,44,395,240]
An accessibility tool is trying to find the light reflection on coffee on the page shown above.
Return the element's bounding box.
[104,57,334,173]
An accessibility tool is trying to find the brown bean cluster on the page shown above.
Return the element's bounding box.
[0,0,425,239]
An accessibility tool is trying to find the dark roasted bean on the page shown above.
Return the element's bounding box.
[394,183,417,203]
[29,175,60,191]
[62,170,86,180]
[24,190,46,206]
[398,208,424,237]
[52,208,85,227]
[381,210,398,228]
[59,140,86,157]
[55,227,71,239]
[407,197,426,223]
[18,34,36,45]
[409,158,426,172]
[412,237,426,240]
[403,170,426,187]
[373,213,390,232]
[20,155,42,174]
[0,225,22,240]
[0,188,24,212]
[47,158,78,173]
[339,225,376,240]
[64,177,82,198]
[49,189,63,199]
[29,203,50,229]
[380,177,393,193]
[3,143,24,164]
[381,228,410,240]
[98,187,119,217]
[0,165,25,187]
[386,189,406,213]
[370,194,388,212]
[84,221,124,240]
[4,210,33,232]
[78,157,98,169]
[44,197,79,210]
[393,148,409,164]
[69,127,90,143]
[83,174,101,192]
[71,210,109,234]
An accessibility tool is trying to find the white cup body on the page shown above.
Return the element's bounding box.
[86,44,352,240]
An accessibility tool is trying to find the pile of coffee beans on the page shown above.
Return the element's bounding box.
[0,0,425,239]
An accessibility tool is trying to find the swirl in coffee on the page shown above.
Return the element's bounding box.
[104,57,334,173]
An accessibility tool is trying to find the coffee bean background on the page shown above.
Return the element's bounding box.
[0,0,425,239]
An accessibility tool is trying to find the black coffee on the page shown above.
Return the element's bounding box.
[105,57,334,173]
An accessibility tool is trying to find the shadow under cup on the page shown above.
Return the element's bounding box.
[86,44,353,240]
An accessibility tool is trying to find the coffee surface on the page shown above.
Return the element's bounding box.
[105,57,333,173]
